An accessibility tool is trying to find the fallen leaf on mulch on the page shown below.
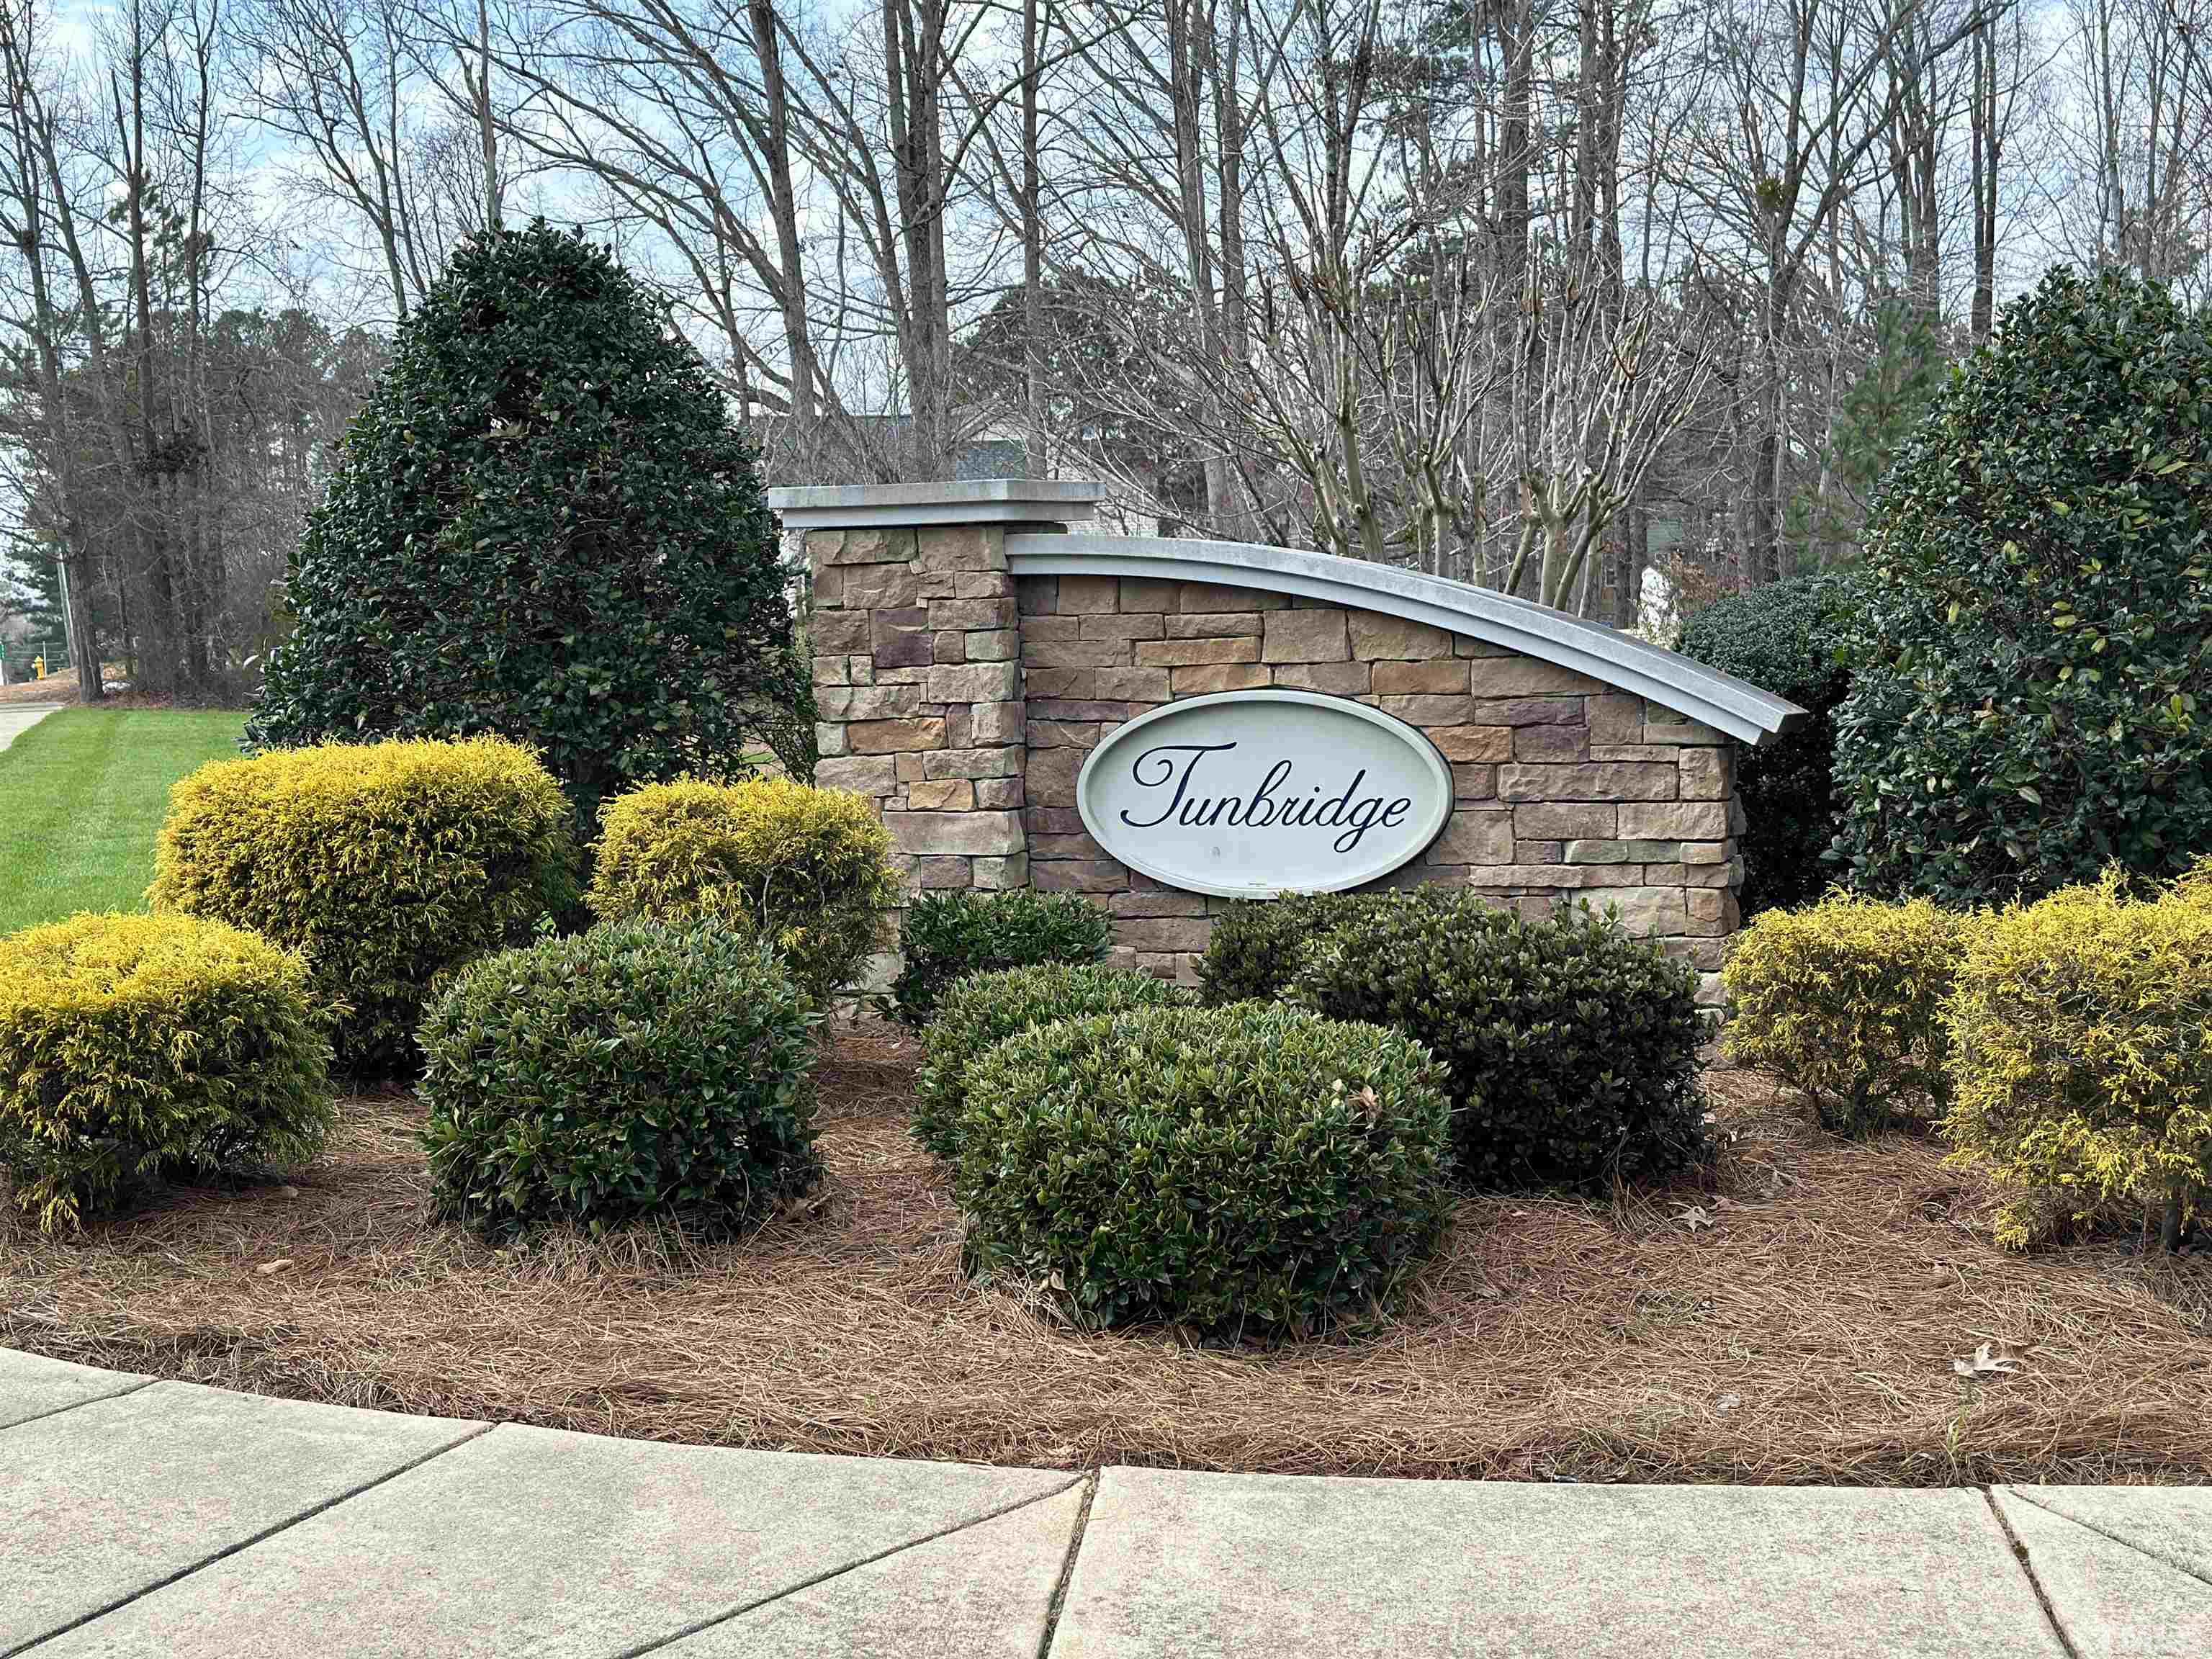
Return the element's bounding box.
[255,1259,292,1276]
[1677,1205,1714,1233]
[1953,1341,2023,1379]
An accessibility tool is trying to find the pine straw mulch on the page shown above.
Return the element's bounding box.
[4,1022,2208,1486]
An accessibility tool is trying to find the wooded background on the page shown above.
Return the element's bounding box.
[4,0,2206,701]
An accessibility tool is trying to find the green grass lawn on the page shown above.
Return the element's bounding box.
[0,707,248,935]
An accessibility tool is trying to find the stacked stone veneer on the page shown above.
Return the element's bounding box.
[806,524,1748,1006]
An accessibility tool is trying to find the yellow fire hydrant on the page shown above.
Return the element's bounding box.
[34,654,47,680]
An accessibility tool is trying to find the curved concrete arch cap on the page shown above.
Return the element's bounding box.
[1007,533,1807,747]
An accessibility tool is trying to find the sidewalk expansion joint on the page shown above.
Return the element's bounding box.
[617,1472,1094,1659]
[1033,1469,1099,1659]
[1981,1488,2083,1659]
[0,1376,159,1435]
[6,1418,495,1659]
[2002,1487,2212,1591]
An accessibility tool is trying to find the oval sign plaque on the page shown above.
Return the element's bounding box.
[1075,690,1452,898]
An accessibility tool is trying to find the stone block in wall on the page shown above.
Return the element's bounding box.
[1498,762,1678,801]
[1431,811,1513,864]
[1372,660,1469,695]
[1473,697,1583,727]
[1565,839,1632,864]
[1022,639,1130,670]
[1349,613,1455,659]
[973,854,1029,891]
[1587,693,1644,745]
[1431,726,1511,763]
[814,526,917,565]
[1512,725,1588,762]
[1262,610,1349,662]
[1272,662,1370,695]
[884,810,1025,856]
[832,562,921,611]
[1182,582,1285,612]
[1171,664,1272,695]
[1111,887,1210,918]
[1686,888,1741,936]
[1138,636,1259,667]
[810,610,871,655]
[1378,694,1476,725]
[1119,576,1180,611]
[1034,859,1125,891]
[922,746,1025,780]
[815,721,848,757]
[1590,745,1681,763]
[930,631,967,664]
[1452,763,1496,799]
[1681,840,1730,865]
[1467,658,1605,696]
[1016,576,1058,613]
[971,701,1024,745]
[1032,830,1108,859]
[956,572,1010,598]
[1117,917,1213,953]
[1026,746,1084,806]
[976,777,1022,810]
[927,661,1020,704]
[912,856,973,889]
[1056,573,1120,612]
[906,779,974,811]
[1166,611,1263,638]
[848,717,947,754]
[814,755,897,796]
[915,526,1002,573]
[1515,802,1617,838]
[1028,719,1101,749]
[965,629,1020,663]
[1618,800,1730,840]
[928,596,1017,631]
[1680,746,1734,800]
[818,685,926,721]
[1082,612,1165,641]
[1022,613,1080,642]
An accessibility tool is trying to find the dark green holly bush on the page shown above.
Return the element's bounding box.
[421,921,819,1238]
[248,222,814,832]
[911,963,1192,1160]
[953,1004,1452,1337]
[1833,267,2212,904]
[1290,891,1705,1185]
[890,889,1114,1025]
[1195,891,1382,1006]
[1679,575,1855,916]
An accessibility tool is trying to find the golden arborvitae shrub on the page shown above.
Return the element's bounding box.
[149,737,577,1073]
[1944,874,2212,1250]
[588,778,903,1009]
[1722,895,1976,1137]
[0,914,334,1232]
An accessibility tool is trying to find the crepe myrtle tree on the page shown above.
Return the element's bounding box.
[249,221,814,826]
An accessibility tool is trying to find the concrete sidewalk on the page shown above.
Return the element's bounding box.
[0,703,62,755]
[4,1347,2206,1658]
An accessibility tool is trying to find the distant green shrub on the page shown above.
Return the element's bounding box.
[891,889,1113,1025]
[911,964,1192,1160]
[1292,892,1705,1184]
[953,1003,1452,1336]
[1679,575,1854,915]
[421,922,819,1238]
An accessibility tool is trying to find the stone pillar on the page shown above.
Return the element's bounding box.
[768,481,1101,894]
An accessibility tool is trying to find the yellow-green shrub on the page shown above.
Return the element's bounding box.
[0,914,334,1232]
[149,737,577,1073]
[1722,895,1974,1136]
[588,778,903,1009]
[1944,875,2212,1250]
[2174,855,2212,911]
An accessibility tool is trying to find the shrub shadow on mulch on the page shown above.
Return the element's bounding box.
[4,1021,2207,1485]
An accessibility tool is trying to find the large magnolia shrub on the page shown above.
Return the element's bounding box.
[588,778,903,1010]
[953,1004,1452,1336]
[1679,575,1853,916]
[149,737,576,1073]
[1833,268,2212,905]
[1944,875,2212,1251]
[889,889,1114,1025]
[1195,892,1378,1006]
[0,914,333,1232]
[1723,896,1974,1137]
[247,222,814,827]
[421,922,819,1239]
[1292,891,1705,1185]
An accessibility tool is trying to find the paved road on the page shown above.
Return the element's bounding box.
[0,703,62,755]
[3,1347,2207,1658]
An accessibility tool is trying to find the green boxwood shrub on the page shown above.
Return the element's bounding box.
[588,778,904,1010]
[0,914,335,1233]
[890,889,1113,1025]
[1679,575,1854,915]
[912,963,1193,1160]
[1833,267,2212,905]
[952,1003,1452,1336]
[149,737,577,1074]
[1291,891,1705,1184]
[247,222,815,829]
[1195,891,1377,1006]
[421,921,819,1238]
